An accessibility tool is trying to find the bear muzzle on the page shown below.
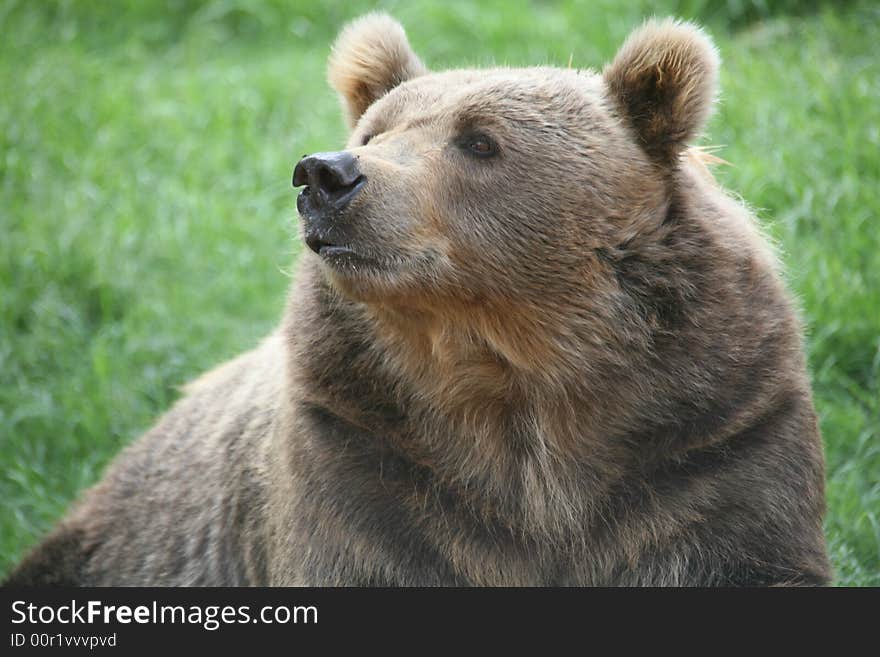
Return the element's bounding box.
[293,151,368,260]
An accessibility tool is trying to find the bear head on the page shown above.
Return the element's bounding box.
[294,13,720,375]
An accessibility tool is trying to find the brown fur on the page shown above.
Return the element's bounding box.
[6,15,830,586]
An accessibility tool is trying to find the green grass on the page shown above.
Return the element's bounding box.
[1,0,877,585]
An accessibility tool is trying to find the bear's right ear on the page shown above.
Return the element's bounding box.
[603,18,719,164]
[328,13,427,129]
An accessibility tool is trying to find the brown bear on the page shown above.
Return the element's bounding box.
[6,14,831,586]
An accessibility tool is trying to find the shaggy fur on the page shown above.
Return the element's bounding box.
[6,15,830,586]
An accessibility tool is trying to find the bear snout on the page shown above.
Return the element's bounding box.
[293,151,366,217]
[294,151,369,260]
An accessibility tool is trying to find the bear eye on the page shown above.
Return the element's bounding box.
[463,133,497,158]
[361,133,374,146]
[470,138,493,155]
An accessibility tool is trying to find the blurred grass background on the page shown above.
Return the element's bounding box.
[1,0,877,585]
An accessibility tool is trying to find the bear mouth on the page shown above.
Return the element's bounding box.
[304,234,378,269]
[306,236,354,258]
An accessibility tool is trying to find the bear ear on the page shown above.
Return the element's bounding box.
[328,13,427,129]
[603,18,719,164]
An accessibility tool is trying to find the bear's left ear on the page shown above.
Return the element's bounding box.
[328,13,427,129]
[603,18,719,164]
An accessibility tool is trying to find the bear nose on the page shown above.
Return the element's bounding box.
[292,151,365,212]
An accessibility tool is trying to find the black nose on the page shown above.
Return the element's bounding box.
[293,151,365,212]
